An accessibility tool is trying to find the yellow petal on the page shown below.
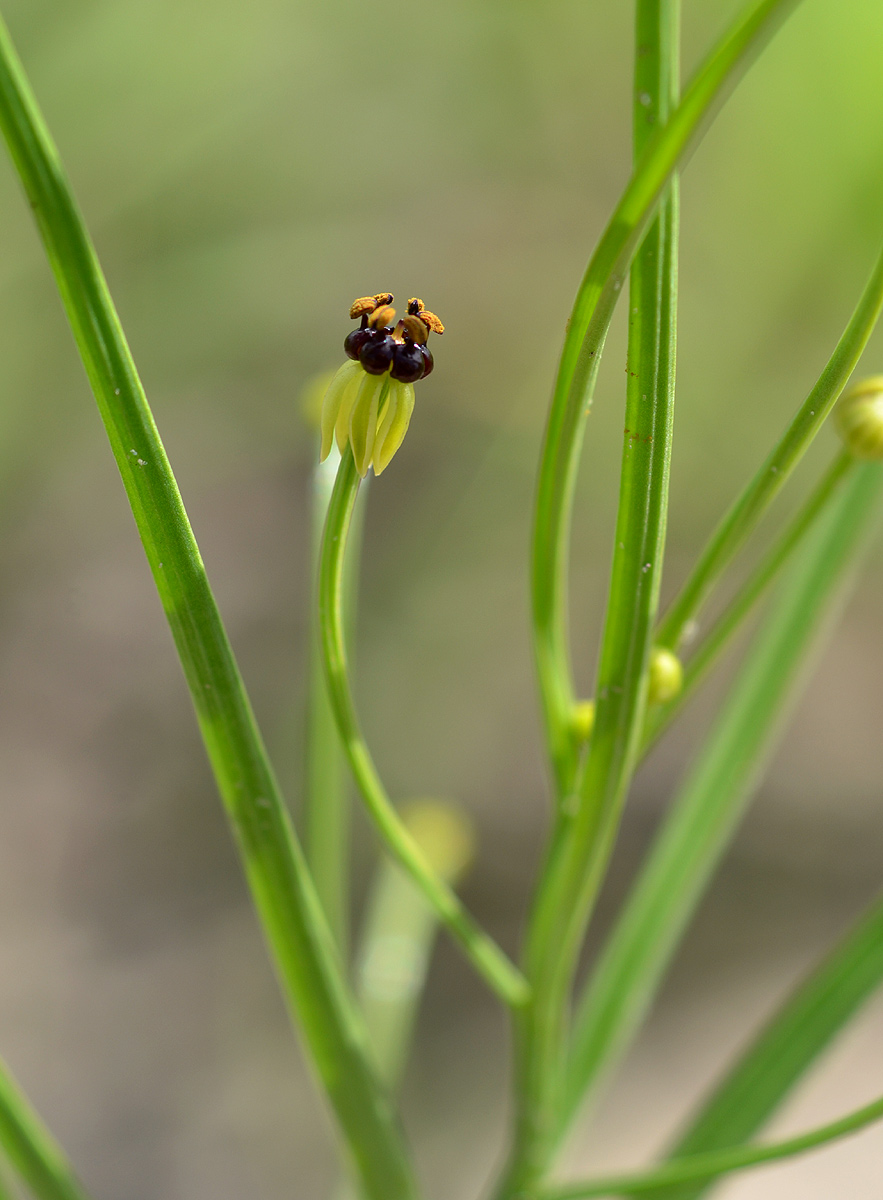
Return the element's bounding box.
[372,380,415,475]
[320,360,363,461]
[350,373,387,477]
[334,369,364,452]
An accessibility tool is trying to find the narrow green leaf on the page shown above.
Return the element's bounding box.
[0,1055,93,1200]
[540,1086,883,1198]
[656,243,883,654]
[560,463,883,1145]
[531,0,801,790]
[0,15,419,1198]
[318,447,530,1009]
[656,888,883,1199]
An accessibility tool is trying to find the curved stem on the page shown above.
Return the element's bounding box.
[540,1089,883,1198]
[318,446,529,1009]
[531,0,802,794]
[305,445,367,953]
[0,17,420,1199]
[656,243,883,654]
[642,448,856,750]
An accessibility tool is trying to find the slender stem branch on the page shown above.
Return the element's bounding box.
[502,3,681,1191]
[318,446,529,1009]
[0,17,419,1199]
[558,462,883,1147]
[539,1090,883,1198]
[0,1057,93,1200]
[306,445,366,953]
[642,448,856,750]
[656,243,883,653]
[531,0,802,793]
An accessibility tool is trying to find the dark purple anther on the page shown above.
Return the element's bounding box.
[390,341,426,383]
[359,334,396,375]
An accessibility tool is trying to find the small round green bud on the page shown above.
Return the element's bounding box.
[647,647,683,705]
[571,699,595,744]
[835,375,883,460]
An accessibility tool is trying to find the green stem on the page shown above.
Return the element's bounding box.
[559,462,883,1146]
[656,243,883,654]
[642,448,856,750]
[539,1089,883,1198]
[531,0,801,793]
[0,16,419,1199]
[505,1,681,1190]
[0,1054,93,1200]
[306,445,366,953]
[318,446,529,1009]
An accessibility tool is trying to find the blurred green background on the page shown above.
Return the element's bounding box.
[0,0,882,1196]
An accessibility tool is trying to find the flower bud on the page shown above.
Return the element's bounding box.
[647,647,683,705]
[571,699,595,744]
[402,800,475,885]
[835,375,883,460]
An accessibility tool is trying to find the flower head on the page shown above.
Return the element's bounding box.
[320,292,443,476]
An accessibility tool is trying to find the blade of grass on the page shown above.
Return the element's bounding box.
[655,888,883,1200]
[642,448,856,751]
[0,16,420,1199]
[504,1,681,1189]
[0,1055,93,1200]
[656,244,883,655]
[532,0,801,792]
[540,1087,883,1198]
[559,461,883,1144]
[319,447,529,1009]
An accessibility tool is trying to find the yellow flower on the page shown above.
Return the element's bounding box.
[318,292,442,477]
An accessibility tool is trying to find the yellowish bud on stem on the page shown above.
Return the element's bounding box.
[571,700,595,744]
[835,375,883,460]
[647,647,683,705]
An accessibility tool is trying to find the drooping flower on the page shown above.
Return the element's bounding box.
[320,293,443,477]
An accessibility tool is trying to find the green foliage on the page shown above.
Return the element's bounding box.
[0,1,881,1199]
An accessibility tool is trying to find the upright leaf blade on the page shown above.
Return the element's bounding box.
[656,887,883,1199]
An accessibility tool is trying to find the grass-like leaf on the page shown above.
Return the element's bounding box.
[0,1055,93,1200]
[655,887,883,1199]
[559,461,883,1142]
[0,14,420,1199]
